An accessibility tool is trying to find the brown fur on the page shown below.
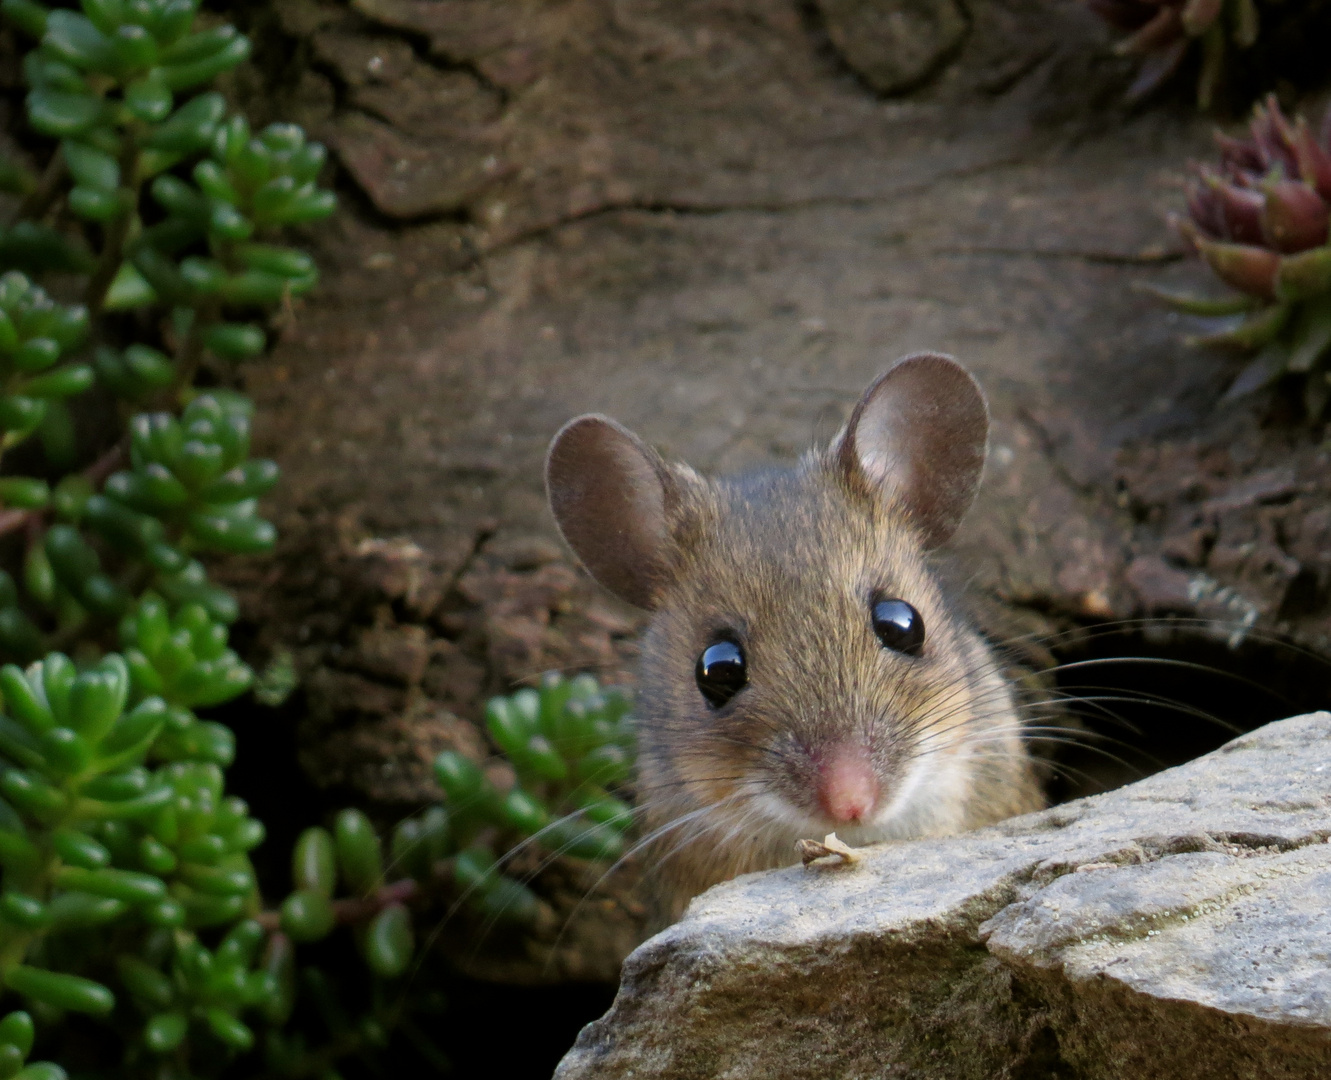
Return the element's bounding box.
[546,355,1046,926]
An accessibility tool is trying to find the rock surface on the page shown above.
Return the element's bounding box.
[556,712,1331,1079]
[816,0,970,95]
[245,0,1331,821]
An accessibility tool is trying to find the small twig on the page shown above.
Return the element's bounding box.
[84,212,134,314]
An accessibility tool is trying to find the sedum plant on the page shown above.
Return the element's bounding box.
[0,654,638,1076]
[433,672,635,922]
[278,675,637,942]
[0,1010,64,1080]
[0,0,329,655]
[1147,96,1331,415]
[0,0,642,1076]
[0,648,285,1071]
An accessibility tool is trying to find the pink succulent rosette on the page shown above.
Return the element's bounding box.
[1154,97,1331,413]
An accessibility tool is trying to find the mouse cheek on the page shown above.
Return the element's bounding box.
[815,746,880,825]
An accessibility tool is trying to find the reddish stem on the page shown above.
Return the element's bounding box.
[0,438,127,539]
[254,877,421,933]
[83,438,127,486]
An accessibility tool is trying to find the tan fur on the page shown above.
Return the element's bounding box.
[633,454,1044,925]
[545,356,1047,928]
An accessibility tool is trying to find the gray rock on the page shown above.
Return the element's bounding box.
[816,0,970,95]
[556,712,1331,1079]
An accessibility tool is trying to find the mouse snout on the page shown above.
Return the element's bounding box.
[816,747,880,825]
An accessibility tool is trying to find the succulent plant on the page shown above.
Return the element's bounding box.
[432,671,636,923]
[278,810,418,980]
[1149,96,1331,414]
[1088,0,1258,107]
[0,0,640,1074]
[0,1010,64,1080]
[117,921,282,1054]
[0,645,637,1070]
[0,0,332,666]
[0,274,90,459]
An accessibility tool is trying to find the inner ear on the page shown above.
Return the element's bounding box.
[545,414,673,610]
[836,352,989,548]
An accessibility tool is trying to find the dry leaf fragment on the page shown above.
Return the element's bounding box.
[795,831,862,867]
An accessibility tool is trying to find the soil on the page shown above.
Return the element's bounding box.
[204,0,1331,987]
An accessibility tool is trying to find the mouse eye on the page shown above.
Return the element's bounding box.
[871,598,925,657]
[696,639,747,708]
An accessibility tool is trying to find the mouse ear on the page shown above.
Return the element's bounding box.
[546,415,677,610]
[835,352,988,548]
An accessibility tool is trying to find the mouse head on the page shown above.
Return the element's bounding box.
[546,353,997,843]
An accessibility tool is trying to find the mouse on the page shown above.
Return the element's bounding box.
[545,352,1045,924]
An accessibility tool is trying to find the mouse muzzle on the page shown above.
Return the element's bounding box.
[815,745,880,824]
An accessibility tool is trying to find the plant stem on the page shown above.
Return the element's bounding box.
[254,878,421,932]
[84,437,127,485]
[84,140,142,315]
[9,147,65,228]
[172,300,216,396]
[0,437,127,540]
[0,508,29,536]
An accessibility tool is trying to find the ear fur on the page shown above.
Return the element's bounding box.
[545,415,674,610]
[835,352,988,548]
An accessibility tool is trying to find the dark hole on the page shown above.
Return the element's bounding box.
[439,979,617,1077]
[1039,621,1331,804]
[211,685,333,891]
[208,688,616,1079]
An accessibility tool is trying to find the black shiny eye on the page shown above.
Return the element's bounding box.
[695,639,747,708]
[871,598,925,657]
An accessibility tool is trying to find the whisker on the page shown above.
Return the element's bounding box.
[1044,655,1294,708]
[995,616,1331,666]
[1048,690,1242,735]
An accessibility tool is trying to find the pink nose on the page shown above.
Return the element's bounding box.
[817,748,879,824]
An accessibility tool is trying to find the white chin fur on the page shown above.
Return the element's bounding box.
[749,750,977,851]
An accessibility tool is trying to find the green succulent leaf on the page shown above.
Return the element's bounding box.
[292,826,335,898]
[0,1012,34,1058]
[27,89,105,137]
[475,875,539,925]
[143,1010,187,1053]
[4,966,114,1015]
[1287,297,1331,374]
[1,0,50,39]
[0,479,48,510]
[279,888,334,942]
[363,903,413,978]
[1189,302,1291,350]
[334,809,382,895]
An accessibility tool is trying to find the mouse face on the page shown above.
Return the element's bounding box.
[546,354,1043,919]
[637,470,1000,842]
